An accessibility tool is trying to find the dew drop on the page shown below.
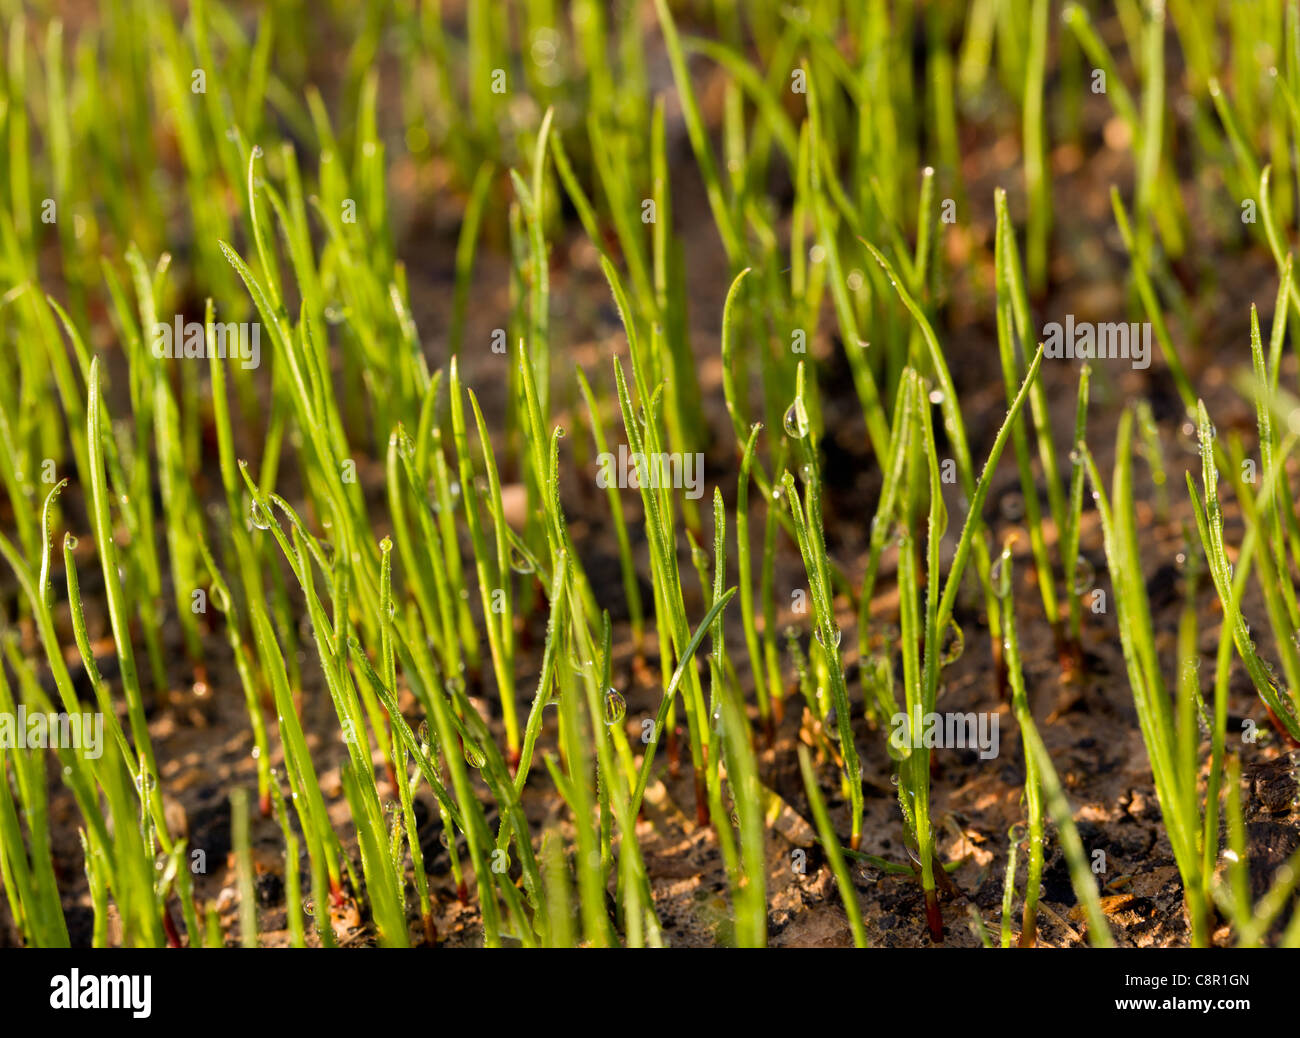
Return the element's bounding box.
[814,623,842,649]
[603,688,627,726]
[1072,557,1096,596]
[783,398,810,439]
[509,543,534,575]
[939,619,965,667]
[249,499,272,530]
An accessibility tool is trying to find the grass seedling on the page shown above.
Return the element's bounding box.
[994,541,1045,945]
[231,786,257,948]
[797,745,867,947]
[1083,415,1211,944]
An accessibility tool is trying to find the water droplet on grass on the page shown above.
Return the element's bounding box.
[249,499,272,530]
[509,544,534,574]
[1072,557,1096,596]
[783,398,810,439]
[940,620,965,666]
[814,623,842,649]
[603,688,626,726]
